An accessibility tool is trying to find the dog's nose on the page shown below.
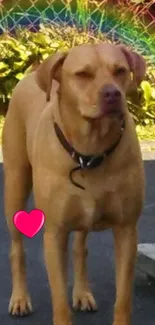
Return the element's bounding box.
[100,84,121,104]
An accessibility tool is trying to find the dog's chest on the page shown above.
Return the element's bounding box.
[69,173,122,230]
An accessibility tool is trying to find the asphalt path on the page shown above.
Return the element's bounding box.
[0,159,155,325]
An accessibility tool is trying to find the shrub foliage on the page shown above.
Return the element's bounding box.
[0,24,154,125]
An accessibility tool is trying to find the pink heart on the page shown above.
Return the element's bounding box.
[13,209,45,238]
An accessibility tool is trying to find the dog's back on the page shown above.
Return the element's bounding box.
[2,71,53,166]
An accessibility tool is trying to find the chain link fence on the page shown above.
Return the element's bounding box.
[0,0,155,58]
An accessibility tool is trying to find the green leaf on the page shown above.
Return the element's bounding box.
[152,88,155,99]
[142,105,148,111]
[19,53,29,61]
[50,42,61,48]
[144,119,150,125]
[146,112,155,118]
[151,70,155,78]
[0,62,9,71]
[33,33,50,46]
[1,39,19,50]
[18,44,27,51]
[15,73,24,80]
[42,53,49,60]
[0,69,11,77]
[141,81,152,102]
[13,61,25,69]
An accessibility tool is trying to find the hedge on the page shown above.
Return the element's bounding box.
[0,23,155,125]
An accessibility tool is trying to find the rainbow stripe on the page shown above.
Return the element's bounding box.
[0,0,154,59]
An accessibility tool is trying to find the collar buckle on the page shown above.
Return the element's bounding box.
[78,156,84,169]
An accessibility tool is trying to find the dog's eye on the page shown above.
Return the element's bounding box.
[75,71,94,79]
[114,67,127,76]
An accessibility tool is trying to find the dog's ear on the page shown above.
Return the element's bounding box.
[118,45,146,92]
[35,51,68,101]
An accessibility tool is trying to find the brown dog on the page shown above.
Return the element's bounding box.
[2,43,146,325]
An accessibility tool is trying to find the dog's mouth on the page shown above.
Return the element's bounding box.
[83,107,124,122]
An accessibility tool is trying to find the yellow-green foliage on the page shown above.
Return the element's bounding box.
[0,24,154,126]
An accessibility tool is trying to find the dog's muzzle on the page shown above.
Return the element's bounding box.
[99,84,123,115]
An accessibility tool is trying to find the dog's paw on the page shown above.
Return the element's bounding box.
[9,293,32,316]
[72,289,98,312]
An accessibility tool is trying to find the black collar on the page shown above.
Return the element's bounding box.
[54,119,125,190]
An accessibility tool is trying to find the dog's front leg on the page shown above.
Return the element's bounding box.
[72,231,97,311]
[112,225,137,325]
[44,229,71,325]
[33,170,72,325]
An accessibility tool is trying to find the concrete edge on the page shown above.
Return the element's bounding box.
[137,243,155,279]
[140,141,155,152]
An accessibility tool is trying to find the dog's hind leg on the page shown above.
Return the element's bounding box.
[72,231,97,311]
[2,108,32,316]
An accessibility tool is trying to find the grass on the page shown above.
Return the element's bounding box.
[0,115,154,147]
[136,125,155,142]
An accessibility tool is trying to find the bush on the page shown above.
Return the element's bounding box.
[0,23,155,125]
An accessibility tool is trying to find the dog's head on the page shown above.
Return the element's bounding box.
[35,43,146,151]
[36,43,146,115]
